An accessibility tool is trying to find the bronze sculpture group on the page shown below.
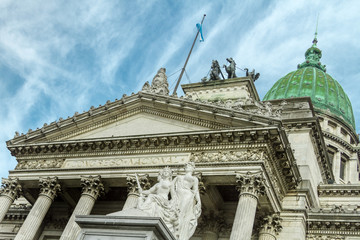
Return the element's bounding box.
[201,58,260,82]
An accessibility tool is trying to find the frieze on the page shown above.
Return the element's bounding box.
[190,149,268,163]
[62,153,190,169]
[15,159,65,170]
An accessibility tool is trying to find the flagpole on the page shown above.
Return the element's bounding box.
[172,14,206,96]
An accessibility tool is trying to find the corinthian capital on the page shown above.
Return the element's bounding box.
[39,177,61,200]
[198,211,226,234]
[80,175,104,199]
[126,174,151,195]
[259,213,282,235]
[0,177,22,200]
[236,171,266,198]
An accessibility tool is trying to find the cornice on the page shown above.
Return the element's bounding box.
[8,127,279,157]
[323,131,357,152]
[318,184,360,197]
[7,91,281,146]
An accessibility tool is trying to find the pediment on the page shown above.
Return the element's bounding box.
[8,92,279,145]
[69,112,210,140]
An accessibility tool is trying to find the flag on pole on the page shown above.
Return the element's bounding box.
[196,23,204,42]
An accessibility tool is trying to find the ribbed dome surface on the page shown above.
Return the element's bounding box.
[264,66,355,130]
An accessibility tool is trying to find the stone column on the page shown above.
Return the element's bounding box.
[14,177,61,240]
[122,174,150,210]
[0,177,22,223]
[200,211,225,240]
[60,175,104,240]
[230,172,266,240]
[258,213,282,240]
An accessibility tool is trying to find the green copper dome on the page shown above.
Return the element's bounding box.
[264,35,356,130]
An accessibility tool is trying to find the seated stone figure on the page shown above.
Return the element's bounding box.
[137,167,178,233]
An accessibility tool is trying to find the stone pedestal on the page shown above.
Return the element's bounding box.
[60,176,104,240]
[0,178,21,223]
[230,172,265,240]
[14,177,60,240]
[75,215,176,240]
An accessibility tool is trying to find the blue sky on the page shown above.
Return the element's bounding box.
[1,0,360,179]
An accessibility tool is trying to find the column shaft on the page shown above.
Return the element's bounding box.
[259,232,276,240]
[122,193,138,210]
[230,194,258,240]
[0,177,22,223]
[0,196,14,223]
[60,194,96,240]
[14,195,52,240]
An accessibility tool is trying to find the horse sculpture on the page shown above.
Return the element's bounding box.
[223,57,237,79]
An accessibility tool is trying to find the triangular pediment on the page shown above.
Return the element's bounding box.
[69,112,210,140]
[8,92,280,145]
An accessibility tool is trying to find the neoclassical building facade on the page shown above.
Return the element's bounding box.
[0,36,359,240]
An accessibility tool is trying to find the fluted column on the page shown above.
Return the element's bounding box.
[60,175,104,240]
[122,174,150,210]
[200,211,225,240]
[15,177,61,240]
[230,172,266,240]
[258,213,282,240]
[0,177,22,223]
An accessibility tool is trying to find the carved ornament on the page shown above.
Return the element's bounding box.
[258,213,282,235]
[0,177,22,200]
[236,171,266,198]
[126,174,151,195]
[80,175,104,199]
[39,177,61,200]
[142,68,169,95]
[15,159,64,170]
[190,150,267,163]
[198,211,226,234]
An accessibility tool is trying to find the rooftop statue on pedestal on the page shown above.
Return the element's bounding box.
[223,57,237,79]
[208,60,223,81]
[244,68,260,82]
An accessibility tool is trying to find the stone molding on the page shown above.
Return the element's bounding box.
[308,211,360,235]
[258,213,282,235]
[39,177,61,200]
[9,128,277,158]
[306,235,345,240]
[4,204,31,221]
[318,185,360,196]
[236,171,266,198]
[126,174,151,195]
[80,175,104,199]
[0,177,22,200]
